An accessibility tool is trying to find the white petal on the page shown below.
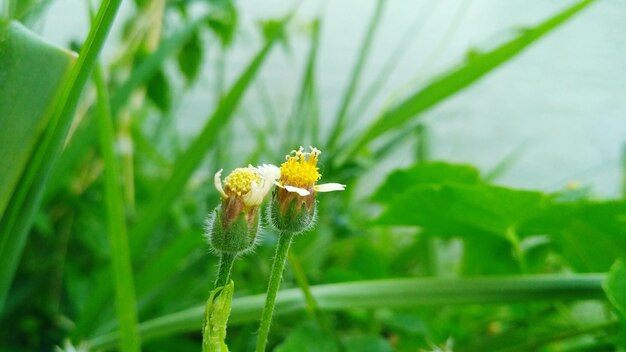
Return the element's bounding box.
[315,183,346,192]
[214,169,228,198]
[285,185,310,196]
[243,180,263,206]
[257,164,281,181]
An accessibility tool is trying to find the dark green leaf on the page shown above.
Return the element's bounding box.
[146,68,171,112]
[177,30,203,83]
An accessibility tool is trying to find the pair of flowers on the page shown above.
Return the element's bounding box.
[208,146,345,256]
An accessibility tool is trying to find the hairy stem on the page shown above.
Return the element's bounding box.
[255,233,294,352]
[214,252,236,288]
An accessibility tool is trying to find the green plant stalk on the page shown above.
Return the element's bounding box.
[214,253,236,288]
[255,233,294,352]
[94,66,141,352]
[88,273,606,349]
[0,0,121,313]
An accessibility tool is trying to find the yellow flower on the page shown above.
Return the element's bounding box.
[275,146,345,196]
[269,146,345,234]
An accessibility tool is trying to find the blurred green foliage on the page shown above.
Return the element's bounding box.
[1,0,624,351]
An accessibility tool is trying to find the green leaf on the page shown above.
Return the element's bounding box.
[603,259,626,320]
[203,281,234,352]
[177,30,203,83]
[371,161,481,203]
[88,274,605,349]
[94,66,141,352]
[0,0,121,313]
[521,201,626,272]
[274,323,338,352]
[336,0,597,164]
[0,21,74,219]
[375,183,548,238]
[146,67,171,112]
[344,335,393,352]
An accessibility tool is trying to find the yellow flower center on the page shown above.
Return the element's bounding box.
[280,147,321,189]
[224,168,261,197]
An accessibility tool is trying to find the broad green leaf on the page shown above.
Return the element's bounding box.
[336,0,597,165]
[0,0,122,314]
[0,21,74,220]
[521,201,626,272]
[88,274,604,349]
[603,259,626,320]
[375,183,548,238]
[371,162,481,203]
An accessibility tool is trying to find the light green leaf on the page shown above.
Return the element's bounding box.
[88,274,605,349]
[0,21,74,220]
[203,281,234,352]
[603,259,626,320]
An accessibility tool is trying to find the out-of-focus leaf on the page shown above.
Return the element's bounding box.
[344,335,393,352]
[206,1,237,47]
[259,19,288,48]
[371,162,481,203]
[88,274,605,349]
[146,68,171,112]
[274,323,338,352]
[521,201,626,272]
[603,259,626,320]
[375,183,548,238]
[0,21,74,219]
[177,30,202,83]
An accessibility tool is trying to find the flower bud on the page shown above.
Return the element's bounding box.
[206,165,280,255]
[269,146,345,234]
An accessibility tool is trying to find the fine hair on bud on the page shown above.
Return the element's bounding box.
[204,204,261,256]
[268,194,318,235]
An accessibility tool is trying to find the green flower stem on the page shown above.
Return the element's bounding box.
[214,252,236,288]
[255,233,294,352]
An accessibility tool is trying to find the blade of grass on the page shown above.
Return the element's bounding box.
[326,0,385,151]
[284,18,321,149]
[94,65,141,352]
[335,0,597,166]
[0,0,122,313]
[347,1,437,132]
[88,273,605,349]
